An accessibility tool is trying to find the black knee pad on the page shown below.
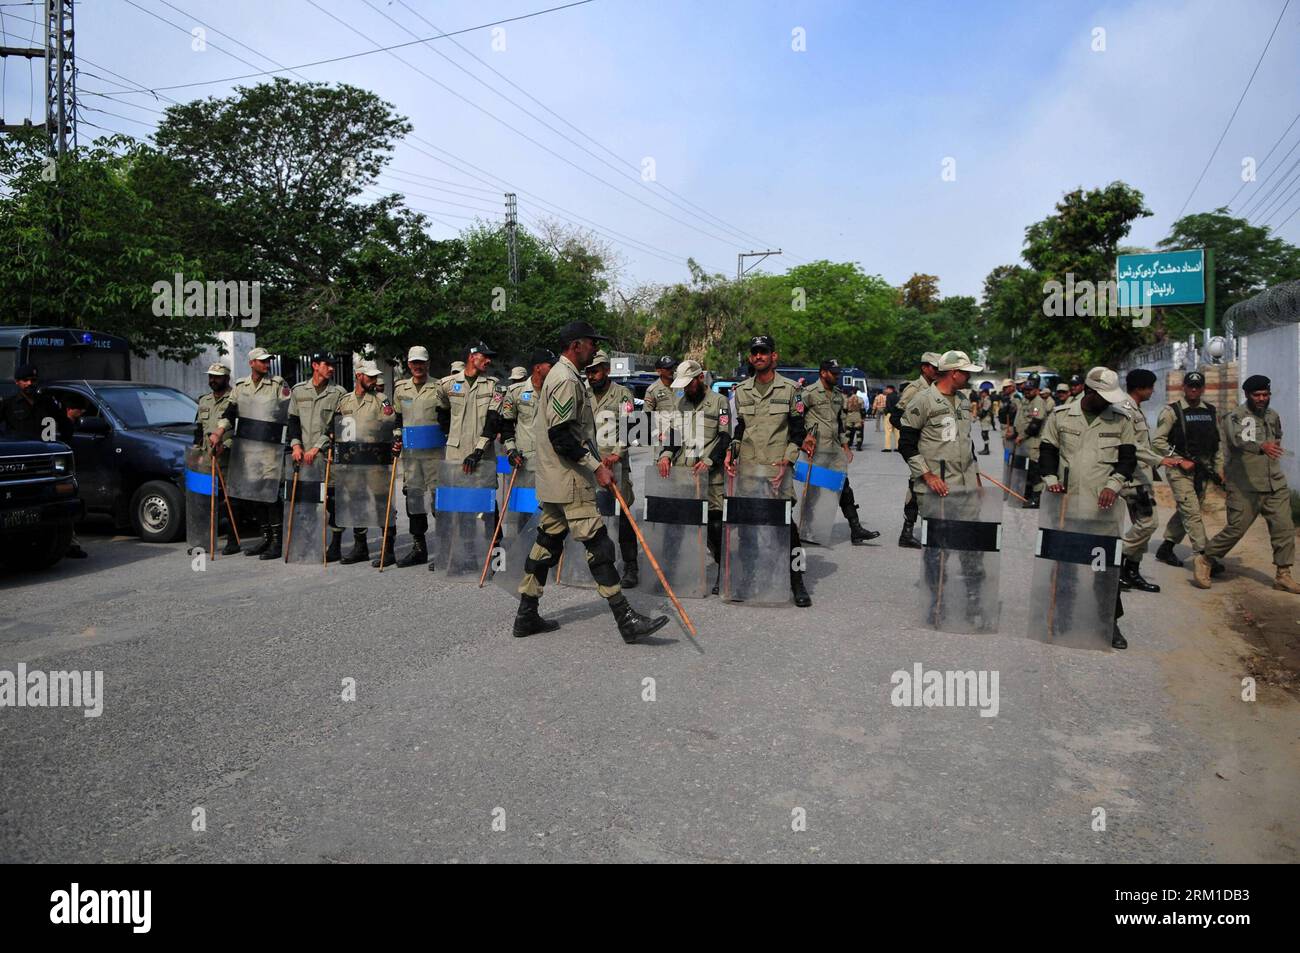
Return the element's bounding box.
[582,526,620,587]
[618,513,637,560]
[408,512,428,537]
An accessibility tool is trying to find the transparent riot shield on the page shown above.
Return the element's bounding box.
[333,416,396,532]
[434,459,498,581]
[1026,491,1123,651]
[556,462,621,588]
[224,390,288,502]
[641,464,711,599]
[487,511,541,599]
[722,463,793,606]
[794,447,847,546]
[185,447,219,552]
[400,422,445,518]
[497,454,539,541]
[283,456,328,565]
[1006,444,1030,500]
[918,485,1002,633]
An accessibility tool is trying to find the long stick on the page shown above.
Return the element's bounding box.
[608,482,698,642]
[797,448,815,531]
[283,464,300,563]
[213,453,241,546]
[208,454,217,559]
[377,452,399,572]
[321,448,333,566]
[480,465,518,587]
[932,491,947,626]
[978,469,1029,504]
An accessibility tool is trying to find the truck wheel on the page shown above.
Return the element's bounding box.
[2,524,73,571]
[131,480,184,543]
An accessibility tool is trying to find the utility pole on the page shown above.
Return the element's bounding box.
[505,192,519,285]
[737,249,782,280]
[0,1,76,152]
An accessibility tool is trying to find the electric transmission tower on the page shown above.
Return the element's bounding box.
[0,0,77,154]
[505,192,519,284]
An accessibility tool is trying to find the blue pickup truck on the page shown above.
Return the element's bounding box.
[0,438,83,570]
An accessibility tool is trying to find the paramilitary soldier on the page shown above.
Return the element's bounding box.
[1,363,65,441]
[844,387,866,450]
[585,349,641,587]
[1153,370,1223,570]
[491,347,555,480]
[510,321,668,642]
[657,358,731,589]
[1118,368,1184,594]
[891,351,941,548]
[976,385,993,455]
[438,341,500,473]
[899,350,988,624]
[390,345,441,569]
[1194,374,1300,594]
[1012,374,1053,508]
[193,362,238,554]
[287,353,346,560]
[212,347,289,560]
[1038,367,1138,650]
[333,360,402,566]
[802,358,880,544]
[723,334,814,607]
[642,354,677,449]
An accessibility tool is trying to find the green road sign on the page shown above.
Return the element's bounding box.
[1116,249,1205,308]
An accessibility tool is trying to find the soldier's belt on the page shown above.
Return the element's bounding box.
[793,459,847,491]
[644,496,709,526]
[1035,529,1122,567]
[185,468,216,497]
[402,424,447,450]
[435,486,496,513]
[334,441,394,465]
[722,497,792,526]
[921,518,1001,552]
[234,418,285,444]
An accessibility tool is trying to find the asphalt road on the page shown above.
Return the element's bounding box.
[0,426,1292,862]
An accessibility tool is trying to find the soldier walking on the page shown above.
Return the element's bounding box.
[1153,371,1223,571]
[585,350,641,587]
[1194,375,1300,594]
[891,352,940,547]
[1118,369,1183,594]
[510,321,667,641]
[844,387,865,450]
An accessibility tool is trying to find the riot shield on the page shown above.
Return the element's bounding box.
[401,422,445,518]
[283,456,328,565]
[185,447,219,552]
[487,511,541,599]
[794,447,847,546]
[224,392,288,503]
[641,464,711,599]
[333,416,396,531]
[556,462,621,588]
[1006,444,1030,500]
[434,459,497,581]
[1026,491,1123,651]
[918,485,1002,633]
[497,454,539,540]
[722,463,793,606]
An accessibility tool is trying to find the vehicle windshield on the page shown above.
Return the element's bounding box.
[98,387,197,429]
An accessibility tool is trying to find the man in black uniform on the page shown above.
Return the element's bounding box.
[1,364,65,441]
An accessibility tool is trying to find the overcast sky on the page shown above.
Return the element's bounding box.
[3,0,1297,297]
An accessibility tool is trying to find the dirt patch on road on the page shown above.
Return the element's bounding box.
[1222,593,1300,700]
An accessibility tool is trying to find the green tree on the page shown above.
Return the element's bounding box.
[900,273,941,312]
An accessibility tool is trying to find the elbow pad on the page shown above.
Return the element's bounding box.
[1114,444,1137,481]
[897,426,921,460]
[1038,442,1061,478]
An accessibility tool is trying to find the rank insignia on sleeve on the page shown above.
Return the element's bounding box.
[382,401,394,415]
[720,413,729,426]
[282,385,292,397]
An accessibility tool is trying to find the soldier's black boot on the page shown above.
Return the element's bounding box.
[325,530,343,563]
[1120,557,1160,593]
[513,594,560,638]
[1111,626,1128,650]
[898,521,922,549]
[619,554,639,589]
[340,531,370,565]
[259,522,283,560]
[609,595,669,643]
[847,509,880,545]
[396,534,428,568]
[1158,541,1183,567]
[221,535,241,556]
[979,444,990,455]
[791,570,812,607]
[245,521,271,556]
[370,528,398,568]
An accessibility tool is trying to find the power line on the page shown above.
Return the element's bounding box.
[1239,136,1300,217]
[1255,173,1300,225]
[148,0,311,81]
[120,0,295,77]
[1245,154,1300,222]
[137,0,598,93]
[1175,0,1291,220]
[78,55,179,105]
[1225,108,1300,209]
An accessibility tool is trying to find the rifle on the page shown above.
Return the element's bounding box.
[1189,458,1225,490]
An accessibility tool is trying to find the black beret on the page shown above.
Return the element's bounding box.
[1242,375,1271,393]
[1126,368,1157,390]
